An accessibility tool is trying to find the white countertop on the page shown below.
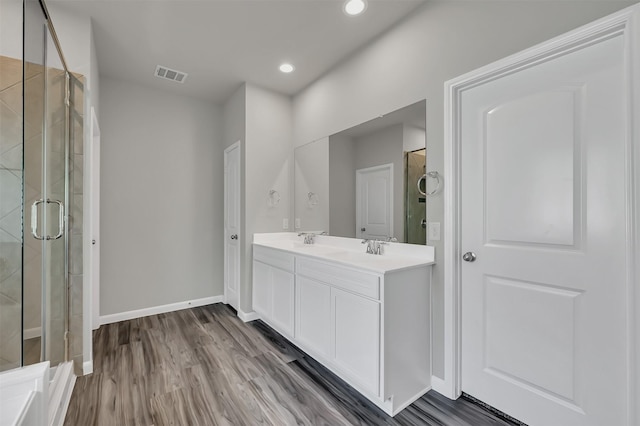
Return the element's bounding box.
[253,233,435,274]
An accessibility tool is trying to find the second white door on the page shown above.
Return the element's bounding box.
[224,142,241,310]
[356,164,392,240]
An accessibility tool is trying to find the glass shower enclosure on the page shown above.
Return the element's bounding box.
[0,0,83,373]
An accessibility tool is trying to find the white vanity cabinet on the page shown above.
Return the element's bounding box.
[296,257,382,396]
[251,237,433,416]
[252,245,295,337]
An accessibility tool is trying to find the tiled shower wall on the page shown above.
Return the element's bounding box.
[0,55,27,372]
[0,55,84,372]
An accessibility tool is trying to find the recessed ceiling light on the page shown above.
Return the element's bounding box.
[344,0,367,16]
[279,63,295,73]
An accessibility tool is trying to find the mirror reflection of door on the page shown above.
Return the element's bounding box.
[405,149,426,244]
[356,164,393,240]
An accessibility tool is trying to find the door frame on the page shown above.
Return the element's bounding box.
[223,141,241,309]
[355,163,393,239]
[441,5,640,425]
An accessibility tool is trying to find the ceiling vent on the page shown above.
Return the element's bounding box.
[154,65,188,83]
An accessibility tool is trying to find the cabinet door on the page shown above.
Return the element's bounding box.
[332,288,380,396]
[252,261,271,318]
[296,276,331,359]
[270,268,294,337]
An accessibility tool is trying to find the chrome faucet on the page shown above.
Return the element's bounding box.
[361,239,387,255]
[298,232,315,244]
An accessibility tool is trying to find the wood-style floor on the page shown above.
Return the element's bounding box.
[64,303,520,426]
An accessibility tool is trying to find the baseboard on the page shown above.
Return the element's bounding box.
[237,309,259,322]
[82,361,93,376]
[23,327,41,340]
[431,376,455,399]
[99,296,223,325]
[49,361,76,426]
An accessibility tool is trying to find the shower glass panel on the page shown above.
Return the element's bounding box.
[0,0,72,373]
[405,149,426,245]
[0,0,25,373]
[41,24,69,367]
[23,0,69,369]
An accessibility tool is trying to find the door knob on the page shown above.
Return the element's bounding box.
[230,234,238,240]
[361,227,366,232]
[92,239,96,245]
[462,252,477,262]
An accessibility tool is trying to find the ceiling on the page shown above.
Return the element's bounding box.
[49,0,427,104]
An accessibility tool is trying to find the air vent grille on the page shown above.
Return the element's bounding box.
[155,65,188,83]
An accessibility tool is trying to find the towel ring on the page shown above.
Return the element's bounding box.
[417,171,442,197]
[308,192,319,206]
[268,189,280,206]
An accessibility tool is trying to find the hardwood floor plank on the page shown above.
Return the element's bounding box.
[287,356,395,426]
[65,303,523,426]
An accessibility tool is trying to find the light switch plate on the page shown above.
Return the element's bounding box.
[428,222,441,241]
[283,218,289,230]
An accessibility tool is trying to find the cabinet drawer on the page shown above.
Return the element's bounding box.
[253,245,294,272]
[297,257,380,300]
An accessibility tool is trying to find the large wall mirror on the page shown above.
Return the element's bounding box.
[294,100,427,244]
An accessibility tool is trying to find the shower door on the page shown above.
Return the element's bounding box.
[23,0,69,367]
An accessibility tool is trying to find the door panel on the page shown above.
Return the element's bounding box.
[485,88,578,247]
[252,261,270,317]
[296,276,331,358]
[224,143,240,310]
[461,33,627,426]
[332,288,380,395]
[356,165,392,240]
[270,268,294,336]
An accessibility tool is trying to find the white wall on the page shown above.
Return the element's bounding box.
[403,124,425,153]
[294,138,330,233]
[99,77,222,316]
[292,0,636,378]
[1,0,22,59]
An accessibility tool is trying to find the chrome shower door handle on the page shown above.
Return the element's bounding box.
[48,199,65,240]
[30,199,65,240]
[31,199,46,240]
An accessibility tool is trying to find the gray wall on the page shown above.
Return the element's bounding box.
[292,0,636,379]
[329,134,356,238]
[223,83,292,315]
[243,84,292,313]
[295,138,330,233]
[100,76,223,316]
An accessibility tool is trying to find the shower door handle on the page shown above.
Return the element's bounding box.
[30,199,65,240]
[47,199,65,240]
[31,199,46,240]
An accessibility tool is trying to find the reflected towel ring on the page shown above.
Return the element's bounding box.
[269,189,281,207]
[418,171,442,197]
[308,192,319,206]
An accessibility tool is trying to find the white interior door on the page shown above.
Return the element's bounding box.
[89,108,100,330]
[459,24,630,426]
[224,142,241,310]
[356,164,392,240]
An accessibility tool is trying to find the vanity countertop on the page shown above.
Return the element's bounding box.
[253,233,435,274]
